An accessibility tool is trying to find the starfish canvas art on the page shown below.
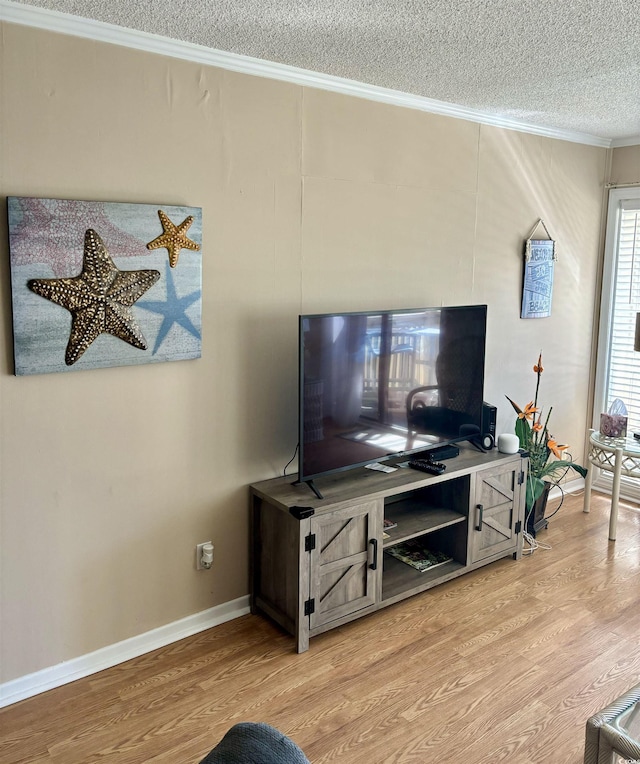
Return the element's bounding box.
[8,197,203,375]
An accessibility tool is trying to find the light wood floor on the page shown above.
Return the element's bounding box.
[2,491,640,764]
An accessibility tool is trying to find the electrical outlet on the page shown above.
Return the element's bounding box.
[196,541,213,570]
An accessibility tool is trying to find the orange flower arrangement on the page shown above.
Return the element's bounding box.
[507,354,587,514]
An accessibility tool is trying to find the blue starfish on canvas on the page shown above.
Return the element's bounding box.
[138,261,201,355]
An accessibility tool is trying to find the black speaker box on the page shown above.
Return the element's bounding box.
[482,402,497,448]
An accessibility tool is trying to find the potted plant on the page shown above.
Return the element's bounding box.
[506,354,587,532]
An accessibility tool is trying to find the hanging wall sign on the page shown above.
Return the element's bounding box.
[521,219,556,319]
[7,197,202,375]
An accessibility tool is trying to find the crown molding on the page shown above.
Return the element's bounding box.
[611,136,640,148]
[0,0,614,149]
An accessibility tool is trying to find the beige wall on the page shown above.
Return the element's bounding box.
[0,22,607,684]
[610,145,640,184]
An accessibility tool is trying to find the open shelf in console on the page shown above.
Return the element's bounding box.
[381,477,470,602]
[383,554,464,601]
[382,475,470,547]
[383,501,465,547]
[382,524,468,601]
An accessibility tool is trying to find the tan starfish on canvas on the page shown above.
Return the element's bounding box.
[28,229,160,366]
[146,210,200,268]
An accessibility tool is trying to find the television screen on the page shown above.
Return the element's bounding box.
[299,305,487,484]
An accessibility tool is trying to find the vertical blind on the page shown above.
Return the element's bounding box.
[605,198,640,431]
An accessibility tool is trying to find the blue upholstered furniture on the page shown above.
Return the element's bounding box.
[199,722,310,764]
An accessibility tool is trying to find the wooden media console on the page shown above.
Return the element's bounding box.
[250,446,528,652]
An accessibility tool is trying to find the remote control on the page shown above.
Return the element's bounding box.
[408,458,447,475]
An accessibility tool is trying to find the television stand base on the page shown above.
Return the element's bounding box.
[291,478,324,500]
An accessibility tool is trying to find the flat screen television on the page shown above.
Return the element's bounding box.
[298,304,487,494]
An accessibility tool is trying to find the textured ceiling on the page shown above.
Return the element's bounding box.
[8,0,640,143]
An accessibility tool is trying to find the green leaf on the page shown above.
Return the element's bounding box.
[538,461,587,480]
[525,475,546,511]
[515,417,530,449]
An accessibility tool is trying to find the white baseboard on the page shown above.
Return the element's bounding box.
[0,595,250,708]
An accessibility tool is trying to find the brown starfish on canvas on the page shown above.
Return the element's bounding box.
[28,229,160,366]
[146,210,200,267]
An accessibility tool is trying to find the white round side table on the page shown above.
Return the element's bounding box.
[583,429,640,540]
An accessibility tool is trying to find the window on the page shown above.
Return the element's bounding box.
[593,187,640,496]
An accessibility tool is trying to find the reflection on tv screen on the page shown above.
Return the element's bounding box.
[299,305,487,481]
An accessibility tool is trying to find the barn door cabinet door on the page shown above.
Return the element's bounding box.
[470,461,526,563]
[308,500,382,631]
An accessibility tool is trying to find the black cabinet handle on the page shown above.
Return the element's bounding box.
[476,504,484,531]
[369,538,378,570]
